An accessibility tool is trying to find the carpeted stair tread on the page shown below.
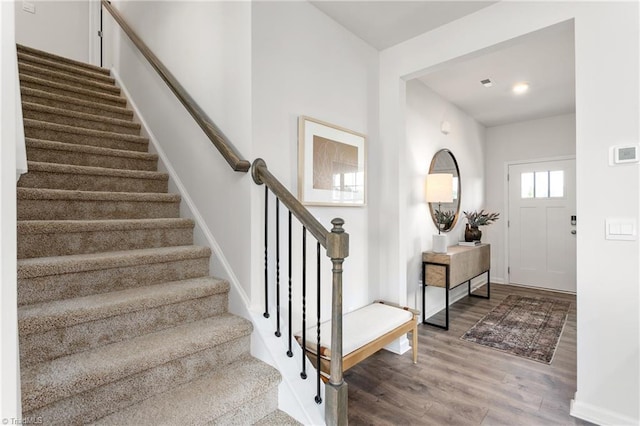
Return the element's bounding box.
[17,218,194,258]
[18,51,115,84]
[21,314,253,412]
[21,87,133,120]
[18,218,193,235]
[21,161,167,182]
[92,357,281,426]
[18,188,181,220]
[23,119,148,152]
[25,336,252,425]
[19,74,126,107]
[19,276,229,336]
[22,102,140,135]
[17,245,210,279]
[19,62,121,95]
[255,409,302,425]
[25,139,157,171]
[18,161,168,193]
[19,281,230,369]
[17,44,111,76]
[18,187,178,203]
[17,248,211,306]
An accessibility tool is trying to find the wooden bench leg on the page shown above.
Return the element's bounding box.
[412,321,418,364]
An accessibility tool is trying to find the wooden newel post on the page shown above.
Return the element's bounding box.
[325,218,349,426]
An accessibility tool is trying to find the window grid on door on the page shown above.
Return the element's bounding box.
[521,170,564,199]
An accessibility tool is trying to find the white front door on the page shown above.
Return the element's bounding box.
[508,159,576,292]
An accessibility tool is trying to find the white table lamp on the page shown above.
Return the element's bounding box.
[426,173,453,253]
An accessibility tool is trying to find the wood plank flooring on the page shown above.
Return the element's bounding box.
[346,284,592,425]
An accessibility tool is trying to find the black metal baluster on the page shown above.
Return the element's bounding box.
[275,198,281,337]
[287,211,293,357]
[301,226,307,379]
[263,186,269,318]
[315,241,322,404]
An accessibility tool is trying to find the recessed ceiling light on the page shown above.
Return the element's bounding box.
[512,82,530,94]
[480,78,493,87]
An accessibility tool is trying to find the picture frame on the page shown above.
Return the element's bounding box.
[298,116,366,206]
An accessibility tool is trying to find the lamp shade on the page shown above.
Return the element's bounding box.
[425,173,453,203]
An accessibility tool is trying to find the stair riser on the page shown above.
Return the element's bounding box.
[23,336,250,424]
[19,66,121,96]
[211,391,279,426]
[18,171,168,194]
[24,125,148,152]
[18,257,210,306]
[18,198,180,221]
[22,108,140,136]
[20,80,125,108]
[20,292,229,367]
[18,226,193,258]
[18,55,115,85]
[25,145,157,171]
[22,92,132,121]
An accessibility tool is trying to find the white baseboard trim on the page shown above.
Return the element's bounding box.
[111,68,251,312]
[570,397,638,425]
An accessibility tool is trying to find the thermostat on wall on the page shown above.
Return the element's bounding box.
[610,144,639,165]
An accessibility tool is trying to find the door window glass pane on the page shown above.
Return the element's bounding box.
[521,172,534,198]
[549,170,564,197]
[535,171,548,198]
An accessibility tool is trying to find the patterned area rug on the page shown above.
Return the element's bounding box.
[461,295,571,364]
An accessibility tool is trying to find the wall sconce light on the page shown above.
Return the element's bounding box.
[441,121,451,135]
[425,173,453,253]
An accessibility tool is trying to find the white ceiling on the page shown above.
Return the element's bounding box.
[310,1,497,50]
[417,21,576,127]
[309,1,576,128]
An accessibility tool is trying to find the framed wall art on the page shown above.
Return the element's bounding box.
[298,116,366,206]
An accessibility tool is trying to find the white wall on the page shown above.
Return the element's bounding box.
[103,1,253,310]
[485,113,576,282]
[14,0,91,63]
[405,79,486,312]
[1,1,22,419]
[378,2,638,424]
[252,1,379,323]
[251,4,378,421]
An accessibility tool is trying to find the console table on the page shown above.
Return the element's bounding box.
[422,244,490,330]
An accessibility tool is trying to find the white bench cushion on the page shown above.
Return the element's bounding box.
[297,302,413,358]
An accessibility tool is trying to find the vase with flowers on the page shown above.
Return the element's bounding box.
[463,209,500,242]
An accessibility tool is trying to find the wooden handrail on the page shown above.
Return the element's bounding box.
[252,158,328,248]
[101,0,250,172]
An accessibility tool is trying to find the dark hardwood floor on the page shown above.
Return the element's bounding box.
[346,284,592,425]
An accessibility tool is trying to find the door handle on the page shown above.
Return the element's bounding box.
[571,230,577,235]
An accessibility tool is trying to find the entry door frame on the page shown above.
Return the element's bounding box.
[503,154,576,289]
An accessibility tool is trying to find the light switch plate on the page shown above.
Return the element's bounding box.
[606,218,637,241]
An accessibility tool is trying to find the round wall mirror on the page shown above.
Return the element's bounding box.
[428,149,461,232]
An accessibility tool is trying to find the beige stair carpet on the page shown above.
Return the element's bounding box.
[16,44,298,426]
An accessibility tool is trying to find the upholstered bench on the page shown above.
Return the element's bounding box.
[296,300,419,380]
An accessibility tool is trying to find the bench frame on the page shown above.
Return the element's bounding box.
[305,300,419,380]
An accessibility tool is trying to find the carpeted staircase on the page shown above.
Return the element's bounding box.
[16,44,296,425]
